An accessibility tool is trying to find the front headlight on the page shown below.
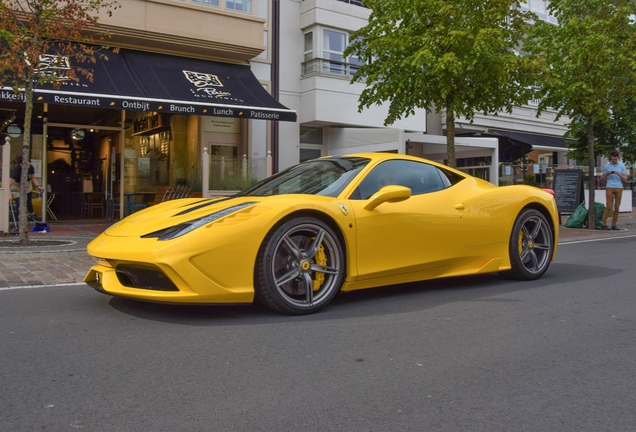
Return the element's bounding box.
[142,202,257,241]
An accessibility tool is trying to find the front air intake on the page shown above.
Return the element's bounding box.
[115,264,179,292]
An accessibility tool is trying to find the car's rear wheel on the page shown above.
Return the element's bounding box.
[502,209,553,280]
[255,216,345,315]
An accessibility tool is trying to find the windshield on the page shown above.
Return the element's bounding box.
[238,157,370,197]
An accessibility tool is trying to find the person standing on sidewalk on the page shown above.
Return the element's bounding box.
[601,151,628,230]
[8,155,43,222]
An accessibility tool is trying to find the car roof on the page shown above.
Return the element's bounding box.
[322,152,466,176]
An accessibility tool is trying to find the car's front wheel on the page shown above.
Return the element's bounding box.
[502,209,554,280]
[255,216,345,315]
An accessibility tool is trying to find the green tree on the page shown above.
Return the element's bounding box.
[345,0,538,167]
[0,0,119,244]
[524,0,636,229]
[566,98,636,165]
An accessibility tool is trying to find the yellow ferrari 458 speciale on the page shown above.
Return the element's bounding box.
[85,153,558,315]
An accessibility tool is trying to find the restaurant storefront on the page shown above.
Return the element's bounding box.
[0,47,296,227]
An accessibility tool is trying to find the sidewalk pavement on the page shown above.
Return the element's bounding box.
[1,210,635,289]
[0,220,113,289]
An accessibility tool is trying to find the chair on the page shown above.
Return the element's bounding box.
[9,199,18,230]
[80,192,89,218]
[88,192,105,218]
[46,193,57,221]
[171,186,190,199]
[125,192,147,216]
[148,186,171,206]
[44,185,58,221]
[146,186,192,208]
[169,186,181,200]
[162,186,173,202]
[105,192,120,221]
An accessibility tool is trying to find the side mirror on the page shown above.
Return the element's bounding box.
[363,185,411,211]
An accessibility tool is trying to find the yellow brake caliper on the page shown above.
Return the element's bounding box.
[518,230,525,256]
[313,244,327,291]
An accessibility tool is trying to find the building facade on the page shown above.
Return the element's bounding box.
[1,0,577,232]
[1,0,292,229]
[278,0,570,184]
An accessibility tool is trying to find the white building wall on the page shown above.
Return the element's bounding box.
[249,61,272,165]
[278,0,303,169]
[453,105,569,136]
[279,0,427,171]
[300,76,426,130]
[300,0,370,32]
[279,0,568,172]
[327,128,403,154]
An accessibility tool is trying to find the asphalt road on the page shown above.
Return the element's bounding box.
[1,237,635,431]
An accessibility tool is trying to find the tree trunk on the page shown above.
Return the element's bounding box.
[446,109,456,168]
[19,78,34,245]
[586,118,595,230]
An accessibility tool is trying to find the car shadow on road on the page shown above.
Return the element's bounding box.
[329,262,616,313]
[105,262,617,325]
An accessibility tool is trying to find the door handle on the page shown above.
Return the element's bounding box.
[455,203,465,211]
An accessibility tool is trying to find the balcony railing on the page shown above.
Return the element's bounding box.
[301,58,361,79]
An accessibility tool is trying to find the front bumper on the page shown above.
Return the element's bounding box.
[84,261,254,304]
[84,230,260,304]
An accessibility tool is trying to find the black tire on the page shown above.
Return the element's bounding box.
[255,216,345,315]
[501,209,553,281]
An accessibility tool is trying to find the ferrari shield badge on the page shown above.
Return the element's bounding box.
[338,203,349,216]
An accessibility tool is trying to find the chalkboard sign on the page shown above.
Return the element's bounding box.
[552,169,584,213]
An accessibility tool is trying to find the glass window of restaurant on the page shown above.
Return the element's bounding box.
[201,116,250,190]
[124,112,249,203]
[1,102,250,219]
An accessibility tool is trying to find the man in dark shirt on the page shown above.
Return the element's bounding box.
[9,155,43,221]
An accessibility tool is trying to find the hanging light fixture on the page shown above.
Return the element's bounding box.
[6,124,21,137]
[71,128,85,141]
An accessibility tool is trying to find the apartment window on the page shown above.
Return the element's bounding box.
[192,0,220,7]
[300,126,323,145]
[348,36,365,75]
[226,0,252,13]
[520,0,556,23]
[322,29,347,74]
[300,148,322,162]
[336,0,366,7]
[300,126,323,162]
[191,0,252,14]
[304,32,313,62]
[301,27,365,78]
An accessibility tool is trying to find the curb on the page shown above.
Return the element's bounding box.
[0,236,91,254]
[0,282,86,291]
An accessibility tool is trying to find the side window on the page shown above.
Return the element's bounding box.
[352,160,456,200]
[436,167,464,187]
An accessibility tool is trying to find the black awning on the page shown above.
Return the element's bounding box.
[0,48,296,122]
[490,129,568,151]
